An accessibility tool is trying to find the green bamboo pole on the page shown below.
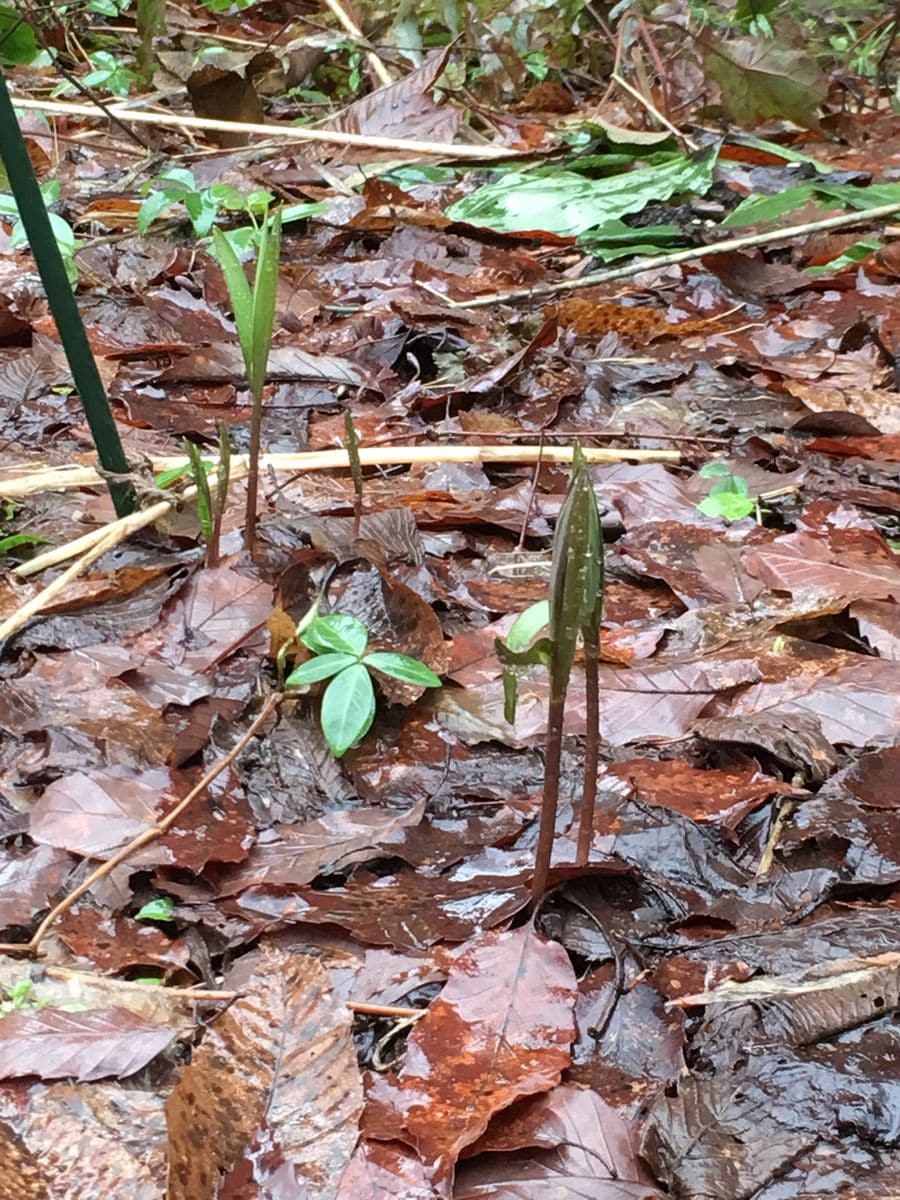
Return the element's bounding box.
[0,70,135,516]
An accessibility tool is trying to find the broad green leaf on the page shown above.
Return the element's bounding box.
[0,7,37,64]
[577,219,686,262]
[363,653,441,687]
[137,189,176,234]
[446,148,718,237]
[135,897,174,921]
[212,225,254,383]
[301,614,367,657]
[321,663,375,757]
[285,653,358,685]
[722,185,816,228]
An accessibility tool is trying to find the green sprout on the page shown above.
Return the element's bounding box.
[285,614,441,757]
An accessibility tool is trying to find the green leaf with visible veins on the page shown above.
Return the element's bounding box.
[321,664,376,757]
[363,653,441,687]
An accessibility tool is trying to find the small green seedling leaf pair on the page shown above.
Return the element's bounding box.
[286,614,441,758]
[697,461,757,522]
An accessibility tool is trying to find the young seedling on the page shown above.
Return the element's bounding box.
[498,444,604,899]
[286,614,441,757]
[212,207,282,555]
[696,461,757,522]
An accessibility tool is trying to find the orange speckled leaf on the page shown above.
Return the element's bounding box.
[363,925,576,1182]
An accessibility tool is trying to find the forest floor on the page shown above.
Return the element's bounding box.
[0,8,899,1199]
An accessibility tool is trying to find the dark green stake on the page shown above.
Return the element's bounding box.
[0,70,135,516]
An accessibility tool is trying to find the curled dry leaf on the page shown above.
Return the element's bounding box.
[364,925,577,1182]
[166,945,363,1200]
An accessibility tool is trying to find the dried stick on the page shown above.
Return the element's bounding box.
[10,95,511,160]
[611,71,699,151]
[10,444,680,578]
[0,694,280,958]
[321,0,393,86]
[455,200,900,308]
[8,442,681,503]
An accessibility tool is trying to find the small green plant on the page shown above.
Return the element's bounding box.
[0,180,81,285]
[498,444,605,896]
[53,50,138,98]
[0,499,49,558]
[0,978,48,1015]
[696,461,757,521]
[135,896,175,921]
[285,614,441,757]
[213,207,282,554]
[138,167,275,239]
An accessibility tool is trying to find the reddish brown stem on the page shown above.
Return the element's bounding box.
[577,631,600,865]
[533,691,565,901]
[244,391,262,553]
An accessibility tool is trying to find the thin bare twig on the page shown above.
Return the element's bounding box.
[322,0,393,86]
[10,95,515,160]
[0,694,280,958]
[456,201,900,308]
[611,71,699,151]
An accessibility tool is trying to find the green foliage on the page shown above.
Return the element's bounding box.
[0,979,47,1016]
[286,614,441,757]
[0,180,81,285]
[496,600,551,724]
[185,441,213,543]
[213,207,281,550]
[213,207,282,400]
[0,6,37,65]
[200,0,257,11]
[135,897,175,921]
[447,148,718,237]
[696,462,756,522]
[138,167,275,238]
[548,442,603,702]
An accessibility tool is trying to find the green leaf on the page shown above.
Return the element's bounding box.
[548,442,603,701]
[363,653,441,687]
[285,653,359,685]
[0,7,37,64]
[137,188,177,234]
[504,600,549,653]
[301,613,368,657]
[212,225,255,383]
[186,440,212,541]
[698,461,732,478]
[577,219,686,261]
[698,491,756,521]
[248,207,282,398]
[154,462,191,488]
[722,185,817,228]
[0,532,49,555]
[135,897,174,921]
[320,663,375,757]
[446,148,718,237]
